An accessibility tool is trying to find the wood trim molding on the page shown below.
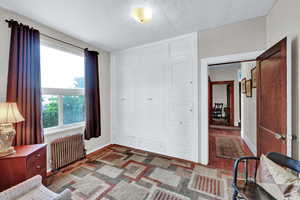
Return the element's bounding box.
[210,80,234,85]
[208,76,212,125]
[208,59,256,66]
[86,144,114,159]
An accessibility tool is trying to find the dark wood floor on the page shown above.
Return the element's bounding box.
[207,128,253,172]
[211,118,229,126]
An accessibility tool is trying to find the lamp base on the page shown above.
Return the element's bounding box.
[0,123,16,158]
[0,147,15,157]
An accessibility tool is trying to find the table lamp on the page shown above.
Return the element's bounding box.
[0,102,24,157]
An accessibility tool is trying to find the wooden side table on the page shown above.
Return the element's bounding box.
[0,144,47,191]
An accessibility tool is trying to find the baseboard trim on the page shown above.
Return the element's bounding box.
[209,124,241,130]
[242,135,257,156]
[86,143,113,159]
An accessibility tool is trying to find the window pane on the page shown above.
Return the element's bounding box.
[63,95,85,125]
[42,95,59,128]
[40,45,84,89]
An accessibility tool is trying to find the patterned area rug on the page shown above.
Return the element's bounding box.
[47,145,234,200]
[215,137,245,160]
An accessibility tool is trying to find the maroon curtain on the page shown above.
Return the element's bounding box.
[84,49,101,140]
[6,20,44,145]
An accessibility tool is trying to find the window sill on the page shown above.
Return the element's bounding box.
[44,123,85,136]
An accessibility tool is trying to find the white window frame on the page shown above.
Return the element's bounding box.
[42,88,85,134]
[40,40,85,134]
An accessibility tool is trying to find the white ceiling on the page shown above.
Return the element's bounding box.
[0,0,276,51]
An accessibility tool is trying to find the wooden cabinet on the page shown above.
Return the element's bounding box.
[0,144,47,191]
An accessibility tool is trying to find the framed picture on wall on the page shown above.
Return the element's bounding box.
[241,78,246,94]
[251,66,257,88]
[246,80,252,97]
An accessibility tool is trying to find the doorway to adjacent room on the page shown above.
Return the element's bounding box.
[209,80,235,127]
[199,38,292,165]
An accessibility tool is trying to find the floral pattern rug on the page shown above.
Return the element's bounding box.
[47,145,234,200]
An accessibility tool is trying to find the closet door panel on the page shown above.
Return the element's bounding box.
[169,58,194,102]
[114,63,135,135]
[133,45,168,138]
[167,125,194,160]
[168,104,194,125]
[166,36,197,161]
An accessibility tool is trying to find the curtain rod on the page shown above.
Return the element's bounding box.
[5,19,86,51]
[40,33,86,51]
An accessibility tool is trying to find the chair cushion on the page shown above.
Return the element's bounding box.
[257,155,300,200]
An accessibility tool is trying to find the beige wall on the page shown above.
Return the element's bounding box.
[267,0,300,160]
[212,84,227,107]
[0,7,111,170]
[199,16,267,58]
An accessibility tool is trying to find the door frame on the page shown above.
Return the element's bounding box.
[199,50,265,165]
[199,43,292,165]
[210,80,235,126]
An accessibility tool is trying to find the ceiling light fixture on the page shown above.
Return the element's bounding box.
[131,7,152,24]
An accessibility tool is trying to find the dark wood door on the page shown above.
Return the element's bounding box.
[228,83,234,126]
[257,38,287,156]
[226,84,230,108]
[208,76,212,125]
[239,82,241,127]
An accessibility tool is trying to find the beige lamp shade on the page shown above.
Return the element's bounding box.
[0,102,25,124]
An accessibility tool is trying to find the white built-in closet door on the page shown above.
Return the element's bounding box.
[167,37,197,161]
[114,56,135,136]
[112,33,198,162]
[133,45,167,137]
